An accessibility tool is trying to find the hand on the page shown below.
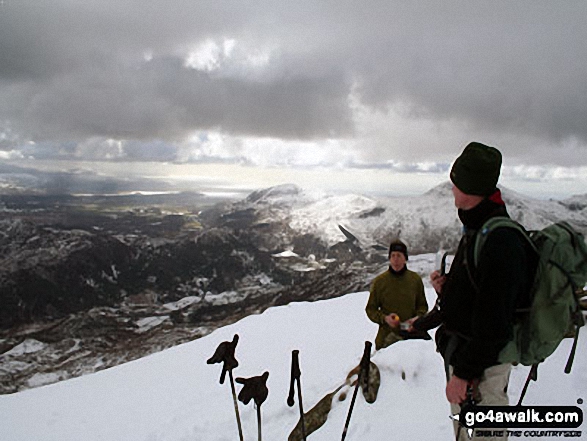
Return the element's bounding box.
[430,270,446,294]
[446,375,468,404]
[404,316,418,332]
[384,313,400,328]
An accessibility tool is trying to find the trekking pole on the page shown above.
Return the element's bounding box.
[565,285,585,374]
[517,364,538,406]
[236,372,270,441]
[412,250,447,336]
[456,383,478,441]
[440,251,449,276]
[565,316,582,374]
[206,334,244,441]
[229,370,245,441]
[256,403,262,441]
[287,349,307,441]
[341,341,372,441]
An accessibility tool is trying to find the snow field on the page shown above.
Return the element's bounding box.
[1,279,585,440]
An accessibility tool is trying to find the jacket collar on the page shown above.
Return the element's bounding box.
[458,189,509,231]
[388,265,407,276]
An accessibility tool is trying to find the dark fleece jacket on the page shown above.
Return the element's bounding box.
[436,189,533,380]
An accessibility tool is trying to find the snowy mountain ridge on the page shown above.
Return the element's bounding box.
[244,181,587,253]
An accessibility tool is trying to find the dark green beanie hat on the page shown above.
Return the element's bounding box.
[450,142,502,196]
[388,239,408,260]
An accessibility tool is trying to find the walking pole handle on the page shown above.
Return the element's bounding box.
[360,341,372,379]
[287,350,301,407]
[440,251,449,276]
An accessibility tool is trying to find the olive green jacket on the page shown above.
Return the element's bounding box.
[366,267,428,349]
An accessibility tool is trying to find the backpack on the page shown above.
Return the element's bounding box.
[473,218,587,373]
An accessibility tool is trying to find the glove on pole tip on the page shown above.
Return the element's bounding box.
[236,371,270,407]
[207,334,240,384]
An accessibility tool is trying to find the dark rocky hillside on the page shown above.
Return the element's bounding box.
[0,189,385,393]
[1,183,585,394]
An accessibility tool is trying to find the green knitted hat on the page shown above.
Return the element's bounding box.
[388,239,408,260]
[450,142,502,196]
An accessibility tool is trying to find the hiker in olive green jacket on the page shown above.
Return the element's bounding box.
[366,240,429,349]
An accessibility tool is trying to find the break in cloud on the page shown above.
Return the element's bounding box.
[1,0,587,169]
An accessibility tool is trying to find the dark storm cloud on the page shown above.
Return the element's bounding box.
[0,1,352,143]
[0,52,352,142]
[1,0,586,164]
[351,3,587,143]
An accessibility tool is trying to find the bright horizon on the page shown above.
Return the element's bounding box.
[3,158,585,201]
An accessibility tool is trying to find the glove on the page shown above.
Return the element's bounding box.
[236,372,269,407]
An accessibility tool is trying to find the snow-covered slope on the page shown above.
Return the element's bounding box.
[286,181,587,253]
[1,255,585,441]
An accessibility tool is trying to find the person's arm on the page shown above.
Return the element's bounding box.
[452,228,528,380]
[430,270,446,294]
[414,276,429,317]
[446,375,469,404]
[365,281,385,325]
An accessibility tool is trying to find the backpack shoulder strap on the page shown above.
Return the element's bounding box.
[473,216,535,268]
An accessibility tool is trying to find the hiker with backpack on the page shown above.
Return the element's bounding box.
[430,142,536,441]
[365,239,429,350]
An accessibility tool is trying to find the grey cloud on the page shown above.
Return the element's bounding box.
[1,1,586,165]
[347,3,587,148]
[1,53,352,142]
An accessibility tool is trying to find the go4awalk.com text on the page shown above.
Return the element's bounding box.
[457,405,583,438]
[474,430,582,438]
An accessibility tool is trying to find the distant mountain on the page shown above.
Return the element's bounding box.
[0,162,183,196]
[223,181,587,254]
[1,181,586,393]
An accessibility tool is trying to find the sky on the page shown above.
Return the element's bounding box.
[1,1,587,199]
